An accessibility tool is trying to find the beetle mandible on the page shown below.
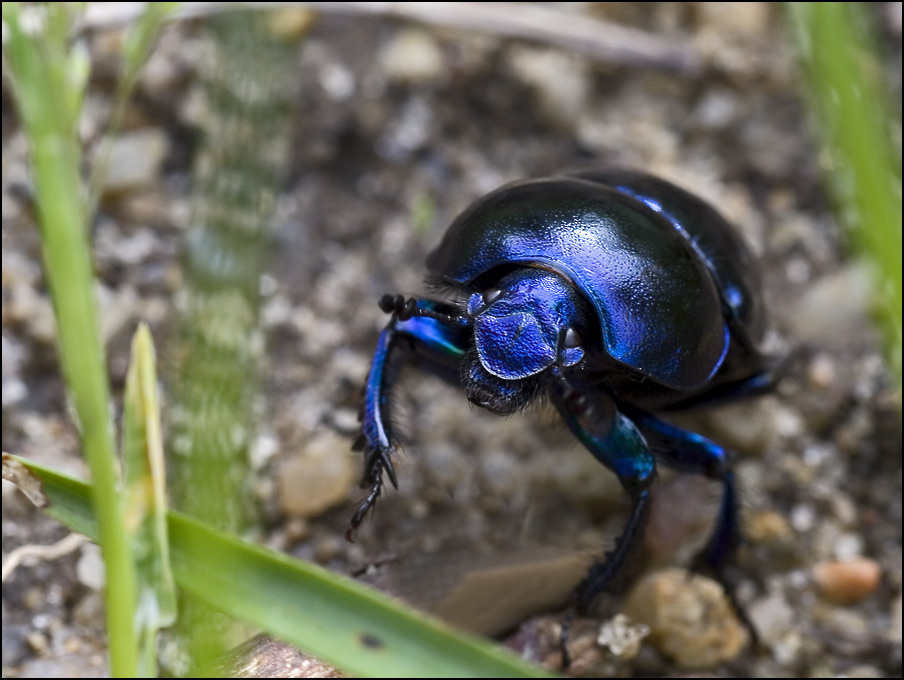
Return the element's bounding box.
[348,167,774,629]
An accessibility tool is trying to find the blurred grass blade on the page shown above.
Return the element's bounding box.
[168,8,301,531]
[87,2,179,215]
[787,2,903,387]
[165,10,305,669]
[3,455,552,678]
[2,4,139,674]
[122,325,177,676]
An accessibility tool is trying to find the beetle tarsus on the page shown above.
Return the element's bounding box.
[725,585,761,650]
[347,443,400,541]
[558,604,578,669]
[349,467,384,532]
[379,449,398,488]
[690,554,761,649]
[359,446,397,489]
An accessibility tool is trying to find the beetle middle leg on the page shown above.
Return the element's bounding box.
[548,368,657,610]
[549,368,659,666]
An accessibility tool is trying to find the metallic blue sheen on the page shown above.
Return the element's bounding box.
[427,177,731,390]
[361,302,466,455]
[361,328,394,452]
[469,269,586,379]
[556,389,656,489]
[564,168,766,343]
[350,168,775,636]
[395,314,466,361]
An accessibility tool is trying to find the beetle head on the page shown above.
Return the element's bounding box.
[465,267,588,391]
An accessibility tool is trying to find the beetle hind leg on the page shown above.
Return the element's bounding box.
[628,410,759,645]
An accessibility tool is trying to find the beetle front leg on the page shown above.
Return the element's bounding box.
[348,327,399,539]
[348,298,469,540]
[548,368,656,612]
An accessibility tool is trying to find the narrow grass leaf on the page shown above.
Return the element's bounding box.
[123,325,178,676]
[2,4,139,673]
[787,2,903,386]
[4,455,552,678]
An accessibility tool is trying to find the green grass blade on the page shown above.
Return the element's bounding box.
[3,454,98,540]
[122,325,178,676]
[3,455,552,678]
[786,2,903,386]
[2,4,138,673]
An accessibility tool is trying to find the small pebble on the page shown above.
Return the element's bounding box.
[26,630,48,654]
[748,590,795,646]
[277,431,356,518]
[622,568,747,669]
[507,46,589,128]
[596,613,649,660]
[889,595,902,643]
[806,353,837,389]
[102,128,169,195]
[813,558,882,605]
[746,509,793,545]
[379,29,444,84]
[75,543,105,592]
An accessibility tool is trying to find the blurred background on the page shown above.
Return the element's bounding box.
[2,3,901,677]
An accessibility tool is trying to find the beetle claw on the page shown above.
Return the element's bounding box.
[717,576,760,649]
[690,557,760,649]
[380,450,398,488]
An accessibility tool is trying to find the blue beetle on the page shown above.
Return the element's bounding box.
[349,168,773,630]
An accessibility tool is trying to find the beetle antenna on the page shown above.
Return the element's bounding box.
[378,293,468,325]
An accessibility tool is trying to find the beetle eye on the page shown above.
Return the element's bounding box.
[482,288,502,305]
[563,327,581,348]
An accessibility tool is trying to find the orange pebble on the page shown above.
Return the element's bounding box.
[813,558,882,604]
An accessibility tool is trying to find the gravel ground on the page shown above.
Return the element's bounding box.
[2,3,901,677]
